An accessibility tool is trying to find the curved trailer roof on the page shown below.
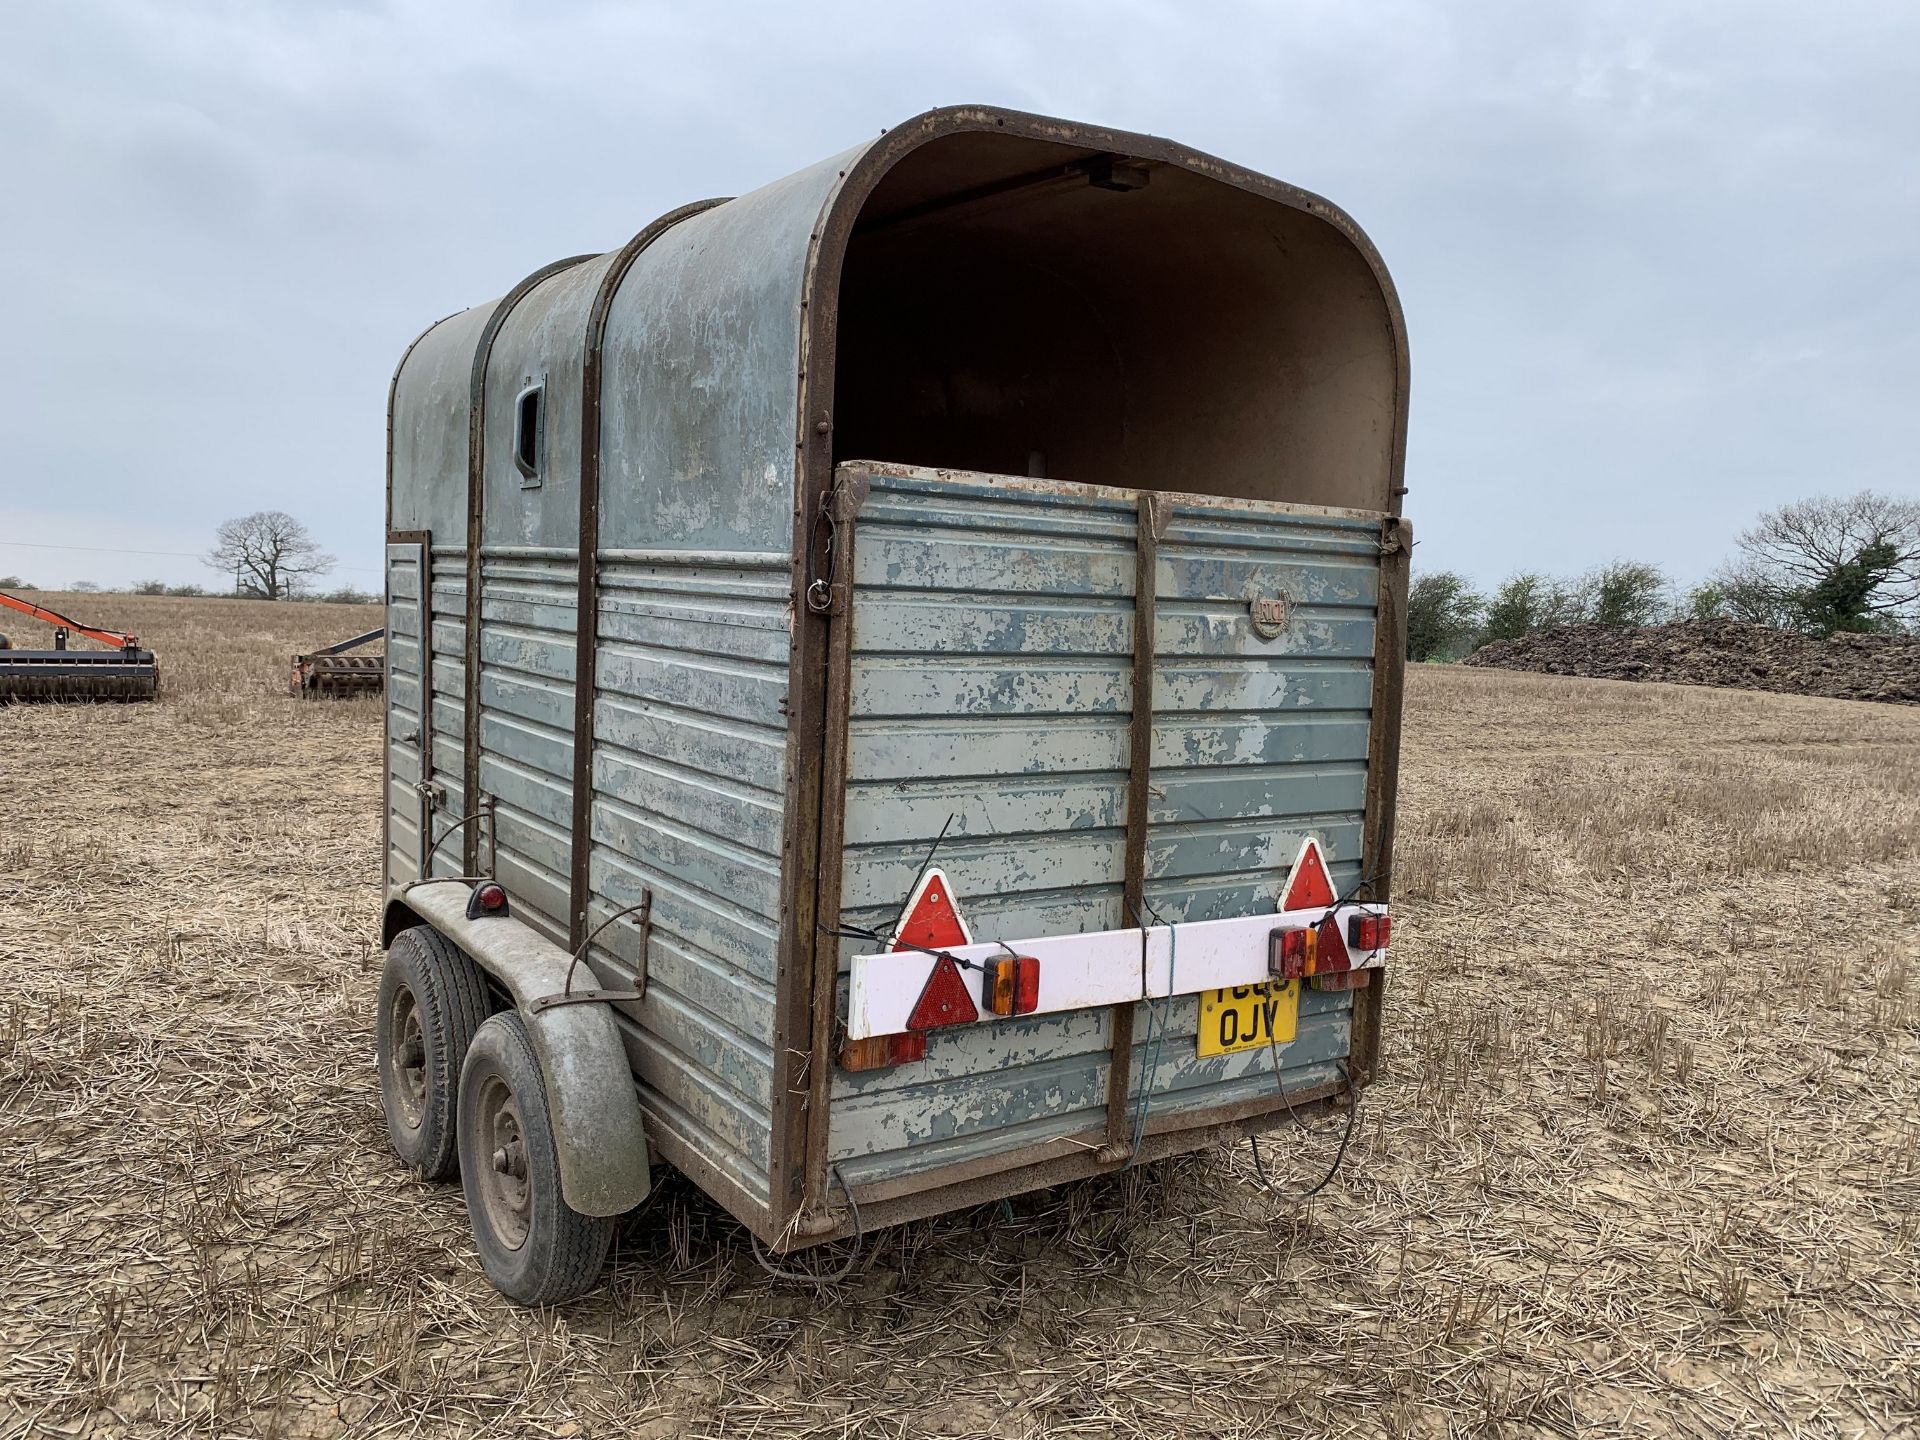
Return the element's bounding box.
[390,104,1409,554]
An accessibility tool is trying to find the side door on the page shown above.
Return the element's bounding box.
[385,533,431,885]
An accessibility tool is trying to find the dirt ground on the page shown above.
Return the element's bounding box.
[3,596,1917,1439]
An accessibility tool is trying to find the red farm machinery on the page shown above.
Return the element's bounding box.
[0,591,160,703]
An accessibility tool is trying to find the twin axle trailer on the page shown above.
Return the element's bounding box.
[377,106,1410,1303]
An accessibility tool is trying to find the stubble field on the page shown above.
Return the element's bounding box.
[2,594,1917,1439]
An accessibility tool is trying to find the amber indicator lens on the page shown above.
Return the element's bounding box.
[981,955,1041,1017]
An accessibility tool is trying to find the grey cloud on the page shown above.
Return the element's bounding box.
[0,0,1913,591]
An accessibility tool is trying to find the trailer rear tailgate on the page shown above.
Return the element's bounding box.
[824,463,1387,1188]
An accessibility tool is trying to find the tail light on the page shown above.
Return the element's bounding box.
[838,1032,927,1071]
[1273,915,1370,979]
[981,955,1040,1017]
[1270,924,1318,980]
[1347,913,1391,951]
[466,881,509,920]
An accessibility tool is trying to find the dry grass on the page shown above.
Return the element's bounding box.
[3,597,1918,1438]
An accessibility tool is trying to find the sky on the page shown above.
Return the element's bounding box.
[1,0,1915,595]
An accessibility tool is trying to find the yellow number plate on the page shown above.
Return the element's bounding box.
[1197,981,1299,1057]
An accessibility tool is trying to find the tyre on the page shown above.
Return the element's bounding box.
[457,1011,615,1305]
[376,925,490,1180]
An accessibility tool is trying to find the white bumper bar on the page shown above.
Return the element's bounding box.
[846,906,1385,1040]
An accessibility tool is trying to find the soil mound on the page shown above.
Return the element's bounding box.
[1463,619,1920,705]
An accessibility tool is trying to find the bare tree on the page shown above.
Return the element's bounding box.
[1733,490,1920,633]
[204,511,336,600]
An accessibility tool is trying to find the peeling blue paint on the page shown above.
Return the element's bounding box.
[829,469,1376,1173]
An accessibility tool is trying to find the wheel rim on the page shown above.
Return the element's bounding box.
[388,985,428,1131]
[475,1074,532,1251]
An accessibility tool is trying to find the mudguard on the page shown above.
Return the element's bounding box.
[384,882,650,1217]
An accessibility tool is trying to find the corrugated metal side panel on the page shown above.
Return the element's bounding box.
[1132,498,1379,1122]
[384,544,468,886]
[828,473,1133,1177]
[827,469,1377,1185]
[425,547,468,876]
[474,547,577,942]
[385,543,426,882]
[582,551,791,1210]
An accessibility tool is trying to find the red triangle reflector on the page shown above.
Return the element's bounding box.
[1315,914,1353,975]
[892,867,973,952]
[1281,838,1336,912]
[907,953,980,1030]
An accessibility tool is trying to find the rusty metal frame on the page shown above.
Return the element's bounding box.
[783,1077,1353,1252]
[460,255,597,874]
[1099,490,1166,1159]
[561,202,759,1253]
[788,469,871,1227]
[1351,515,1412,1084]
[780,107,1412,1245]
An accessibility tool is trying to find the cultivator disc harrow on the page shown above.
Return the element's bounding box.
[0,590,160,703]
[0,647,161,703]
[291,629,386,698]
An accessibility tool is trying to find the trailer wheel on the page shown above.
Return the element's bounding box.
[376,925,490,1181]
[457,1011,614,1305]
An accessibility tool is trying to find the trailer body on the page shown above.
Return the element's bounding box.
[381,106,1409,1252]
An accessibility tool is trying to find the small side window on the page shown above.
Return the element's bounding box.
[513,383,545,486]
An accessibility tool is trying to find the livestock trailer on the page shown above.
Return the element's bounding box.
[377,105,1410,1304]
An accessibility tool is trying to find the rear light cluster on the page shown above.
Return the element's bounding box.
[1270,909,1390,988]
[1348,913,1391,951]
[981,954,1040,1018]
[841,952,1043,1072]
[1271,923,1319,979]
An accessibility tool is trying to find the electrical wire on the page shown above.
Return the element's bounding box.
[816,920,992,976]
[1246,1060,1360,1202]
[751,1166,864,1285]
[1240,857,1380,1200]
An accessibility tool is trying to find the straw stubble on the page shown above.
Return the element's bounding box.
[2,596,1916,1438]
